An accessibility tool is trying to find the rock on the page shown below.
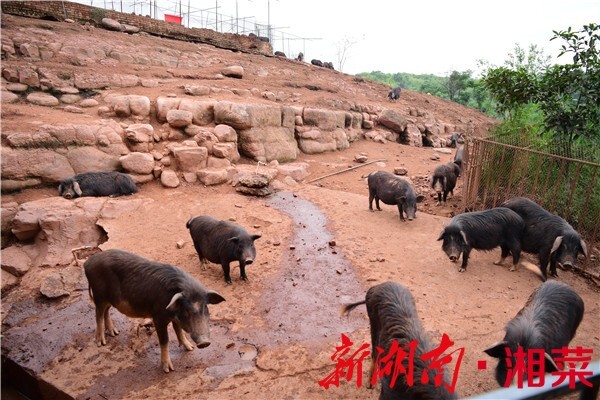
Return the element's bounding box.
[277,163,310,181]
[221,65,244,79]
[197,168,229,186]
[67,147,120,174]
[362,120,375,129]
[101,18,123,31]
[207,156,231,169]
[140,79,159,88]
[125,123,153,152]
[236,186,272,197]
[6,83,28,92]
[303,108,338,131]
[1,270,18,292]
[121,24,140,34]
[173,146,208,172]
[74,72,110,90]
[64,105,84,113]
[167,109,193,128]
[434,148,453,154]
[182,172,197,183]
[283,176,298,186]
[120,152,155,174]
[26,92,59,107]
[1,147,74,183]
[184,85,211,96]
[430,155,441,161]
[213,124,238,142]
[394,167,408,176]
[1,246,32,277]
[378,109,407,133]
[40,273,69,298]
[156,97,182,122]
[354,153,368,163]
[238,127,298,162]
[60,94,80,104]
[212,142,238,160]
[191,127,218,152]
[160,170,180,188]
[1,202,19,237]
[235,174,269,188]
[406,123,422,147]
[18,67,40,87]
[1,91,19,103]
[176,240,186,249]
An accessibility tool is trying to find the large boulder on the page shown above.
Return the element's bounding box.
[120,152,155,174]
[166,109,193,128]
[213,124,238,142]
[179,99,215,126]
[125,124,153,152]
[238,126,298,162]
[1,147,74,183]
[221,65,244,79]
[66,147,120,173]
[378,109,407,133]
[173,146,208,172]
[26,92,59,107]
[303,108,338,131]
[296,129,337,155]
[277,163,310,182]
[214,103,281,130]
[197,168,229,186]
[156,97,182,122]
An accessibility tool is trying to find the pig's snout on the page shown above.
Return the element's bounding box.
[64,193,73,199]
[449,255,458,262]
[407,216,414,221]
[196,335,211,348]
[244,258,254,265]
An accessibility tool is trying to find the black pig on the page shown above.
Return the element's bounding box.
[501,197,588,280]
[367,171,425,221]
[388,86,401,101]
[431,162,461,205]
[484,280,584,387]
[58,171,137,199]
[342,282,457,400]
[187,215,261,284]
[84,249,225,373]
[438,207,524,273]
[453,145,464,172]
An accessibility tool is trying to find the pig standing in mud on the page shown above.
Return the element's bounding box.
[501,197,588,280]
[367,171,424,221]
[84,249,225,373]
[431,162,461,205]
[342,281,457,400]
[484,280,584,387]
[58,171,137,199]
[187,215,261,284]
[438,207,525,273]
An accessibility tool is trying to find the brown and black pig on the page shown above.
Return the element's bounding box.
[58,171,137,199]
[84,249,225,373]
[342,281,457,400]
[367,171,425,221]
[187,215,261,284]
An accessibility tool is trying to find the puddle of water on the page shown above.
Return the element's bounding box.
[261,192,366,345]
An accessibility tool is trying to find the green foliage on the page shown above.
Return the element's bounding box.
[90,7,107,23]
[482,23,600,160]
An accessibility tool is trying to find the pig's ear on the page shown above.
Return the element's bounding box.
[251,234,262,241]
[484,341,508,358]
[550,236,563,254]
[544,352,559,372]
[73,181,83,196]
[58,183,64,196]
[580,240,588,258]
[228,236,239,243]
[437,230,445,241]
[207,291,226,304]
[166,292,184,311]
[460,230,469,245]
[416,194,425,203]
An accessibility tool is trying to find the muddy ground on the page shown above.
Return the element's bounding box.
[2,141,599,400]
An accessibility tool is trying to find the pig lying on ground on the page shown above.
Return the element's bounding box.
[187,215,261,284]
[438,207,525,273]
[84,249,225,373]
[342,281,457,399]
[484,280,584,387]
[501,197,588,280]
[58,171,137,199]
[367,171,425,221]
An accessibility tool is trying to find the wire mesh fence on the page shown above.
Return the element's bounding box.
[462,137,600,279]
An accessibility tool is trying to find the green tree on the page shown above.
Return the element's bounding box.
[445,70,473,102]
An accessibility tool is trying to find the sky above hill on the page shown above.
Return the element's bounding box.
[77,0,599,76]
